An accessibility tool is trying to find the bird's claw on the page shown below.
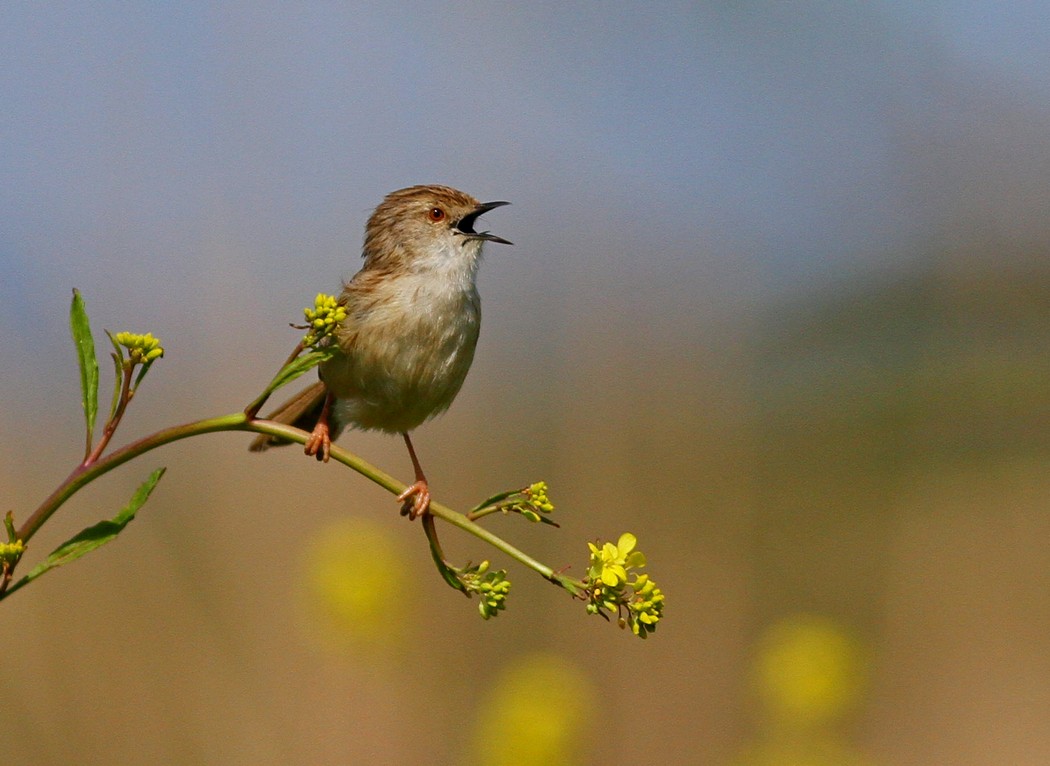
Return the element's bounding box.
[397,480,431,520]
[304,421,331,463]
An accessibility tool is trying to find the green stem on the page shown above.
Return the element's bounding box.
[16,412,583,596]
[465,505,502,522]
[428,499,582,593]
[435,503,553,577]
[17,412,251,544]
[243,341,305,418]
[316,442,582,591]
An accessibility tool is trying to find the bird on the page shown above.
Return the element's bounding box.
[249,185,511,519]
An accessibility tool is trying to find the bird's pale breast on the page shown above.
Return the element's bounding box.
[323,271,481,434]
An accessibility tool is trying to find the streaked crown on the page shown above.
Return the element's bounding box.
[362,185,510,269]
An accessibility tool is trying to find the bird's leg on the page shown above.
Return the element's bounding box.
[303,390,334,462]
[397,431,431,520]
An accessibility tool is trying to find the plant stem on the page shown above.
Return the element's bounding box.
[84,363,134,466]
[465,505,501,522]
[243,341,304,418]
[17,412,251,544]
[428,499,584,591]
[15,413,582,596]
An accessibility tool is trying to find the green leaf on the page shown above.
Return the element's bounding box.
[267,348,336,395]
[104,331,125,420]
[422,518,468,595]
[132,358,154,391]
[467,488,521,514]
[70,289,99,454]
[7,467,165,593]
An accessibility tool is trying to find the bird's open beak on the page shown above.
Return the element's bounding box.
[457,200,512,245]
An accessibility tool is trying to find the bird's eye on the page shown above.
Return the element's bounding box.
[428,207,446,222]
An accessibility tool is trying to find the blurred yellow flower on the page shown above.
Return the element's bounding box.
[470,652,595,766]
[751,613,867,727]
[299,517,412,654]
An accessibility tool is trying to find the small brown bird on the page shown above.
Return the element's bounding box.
[250,185,511,519]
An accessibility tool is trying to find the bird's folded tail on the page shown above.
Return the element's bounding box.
[248,380,328,452]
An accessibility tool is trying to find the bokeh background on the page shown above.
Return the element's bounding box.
[3,3,1049,764]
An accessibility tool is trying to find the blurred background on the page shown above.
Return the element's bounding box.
[2,3,1049,764]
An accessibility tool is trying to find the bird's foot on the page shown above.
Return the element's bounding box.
[304,420,331,463]
[397,480,431,520]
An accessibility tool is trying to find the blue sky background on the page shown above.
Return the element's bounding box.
[5,3,1050,348]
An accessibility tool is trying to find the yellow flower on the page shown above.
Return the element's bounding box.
[587,532,644,587]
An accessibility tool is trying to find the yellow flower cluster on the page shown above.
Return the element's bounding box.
[111,332,164,364]
[0,540,25,564]
[625,573,664,638]
[459,560,512,619]
[509,481,556,523]
[302,293,347,347]
[526,481,554,512]
[585,533,664,638]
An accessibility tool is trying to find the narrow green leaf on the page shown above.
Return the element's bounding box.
[132,358,153,391]
[423,520,468,594]
[467,488,521,514]
[266,348,337,394]
[112,466,166,524]
[8,467,165,592]
[104,331,125,420]
[70,289,99,454]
